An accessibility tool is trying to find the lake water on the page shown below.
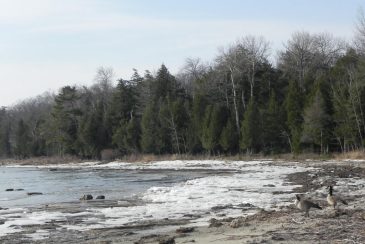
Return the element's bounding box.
[0,166,210,208]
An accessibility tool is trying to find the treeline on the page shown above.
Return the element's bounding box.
[1,14,365,159]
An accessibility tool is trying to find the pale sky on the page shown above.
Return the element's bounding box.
[0,0,362,107]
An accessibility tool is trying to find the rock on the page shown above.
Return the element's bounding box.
[96,195,105,199]
[134,234,165,244]
[158,237,175,244]
[238,203,255,208]
[209,218,223,228]
[27,192,43,196]
[176,227,195,233]
[263,184,276,187]
[211,204,233,211]
[229,219,243,228]
[272,235,285,241]
[15,189,24,191]
[5,189,14,191]
[79,194,93,200]
[49,168,57,171]
[0,219,5,225]
[221,217,234,222]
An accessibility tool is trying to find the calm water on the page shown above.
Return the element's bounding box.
[0,166,208,208]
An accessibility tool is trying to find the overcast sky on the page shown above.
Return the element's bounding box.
[0,0,363,107]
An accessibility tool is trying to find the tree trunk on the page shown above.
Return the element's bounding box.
[229,68,240,136]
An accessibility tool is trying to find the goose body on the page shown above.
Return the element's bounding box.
[327,186,348,209]
[295,194,322,217]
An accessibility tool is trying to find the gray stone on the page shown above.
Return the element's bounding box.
[80,194,93,200]
[27,192,43,195]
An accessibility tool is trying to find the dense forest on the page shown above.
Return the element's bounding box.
[1,13,365,159]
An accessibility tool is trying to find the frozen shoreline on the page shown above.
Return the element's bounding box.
[1,160,365,243]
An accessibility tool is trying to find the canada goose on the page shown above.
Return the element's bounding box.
[327,186,348,209]
[295,194,322,217]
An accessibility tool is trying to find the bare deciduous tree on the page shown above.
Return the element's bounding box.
[216,44,242,136]
[279,32,345,90]
[313,32,346,69]
[92,66,115,111]
[237,36,270,98]
[279,31,315,90]
[355,7,365,55]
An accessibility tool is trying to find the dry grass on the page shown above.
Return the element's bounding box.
[1,150,364,166]
[333,150,365,160]
[0,155,84,165]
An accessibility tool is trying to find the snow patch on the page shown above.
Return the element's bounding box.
[68,164,307,230]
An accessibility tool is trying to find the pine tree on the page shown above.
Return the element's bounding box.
[123,116,141,154]
[201,105,228,154]
[158,99,173,154]
[15,119,31,158]
[187,93,207,154]
[152,64,177,102]
[112,121,127,154]
[286,80,303,153]
[0,108,11,157]
[141,103,161,154]
[240,98,261,153]
[78,101,109,158]
[109,79,138,132]
[0,123,11,157]
[262,91,284,153]
[113,116,141,154]
[162,98,190,154]
[219,115,238,153]
[30,119,47,157]
[332,83,358,152]
[50,86,81,156]
[302,88,331,154]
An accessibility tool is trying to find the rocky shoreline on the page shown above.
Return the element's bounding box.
[126,161,365,244]
[0,160,364,243]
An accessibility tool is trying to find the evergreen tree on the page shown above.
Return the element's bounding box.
[123,116,141,154]
[49,86,81,156]
[15,119,31,158]
[286,80,303,153]
[187,93,207,154]
[0,108,11,157]
[78,102,108,158]
[332,83,358,152]
[157,99,173,154]
[112,121,127,154]
[113,116,141,154]
[219,115,238,153]
[158,98,190,154]
[152,64,177,102]
[30,119,47,157]
[109,78,138,132]
[240,98,261,153]
[201,105,228,154]
[331,50,363,151]
[141,103,161,154]
[301,89,331,153]
[0,123,11,157]
[262,91,284,153]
